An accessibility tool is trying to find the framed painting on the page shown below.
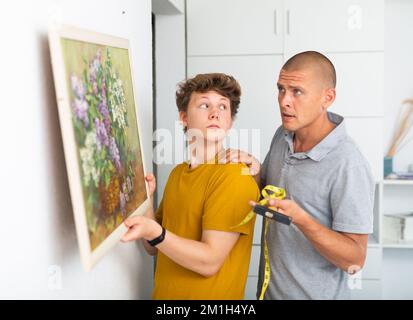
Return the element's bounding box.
[48,24,150,271]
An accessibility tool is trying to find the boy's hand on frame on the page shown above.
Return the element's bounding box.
[121,215,162,242]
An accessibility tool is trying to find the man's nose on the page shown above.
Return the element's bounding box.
[279,92,292,108]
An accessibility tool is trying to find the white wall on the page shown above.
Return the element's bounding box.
[384,0,413,172]
[0,0,154,299]
[153,0,186,205]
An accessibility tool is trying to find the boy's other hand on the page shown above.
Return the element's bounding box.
[219,149,261,176]
[145,173,156,197]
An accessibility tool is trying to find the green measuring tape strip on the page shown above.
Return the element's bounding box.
[232,185,286,300]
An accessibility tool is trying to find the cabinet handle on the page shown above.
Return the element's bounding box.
[274,9,278,35]
[286,9,290,35]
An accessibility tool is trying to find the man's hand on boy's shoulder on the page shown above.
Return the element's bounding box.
[218,148,261,176]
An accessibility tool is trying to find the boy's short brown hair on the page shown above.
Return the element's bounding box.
[176,73,241,118]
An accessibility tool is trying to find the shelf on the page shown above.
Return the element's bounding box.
[382,239,413,249]
[368,236,381,248]
[383,179,413,185]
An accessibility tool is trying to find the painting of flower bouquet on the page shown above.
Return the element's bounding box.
[49,25,150,271]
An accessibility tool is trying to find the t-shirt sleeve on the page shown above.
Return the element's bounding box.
[202,164,261,235]
[330,163,375,234]
[155,198,164,225]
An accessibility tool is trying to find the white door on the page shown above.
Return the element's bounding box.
[188,55,284,162]
[187,0,284,56]
[284,0,384,53]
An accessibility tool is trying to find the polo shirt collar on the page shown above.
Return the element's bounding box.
[283,112,347,162]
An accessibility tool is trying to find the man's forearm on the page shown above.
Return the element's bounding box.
[295,213,367,273]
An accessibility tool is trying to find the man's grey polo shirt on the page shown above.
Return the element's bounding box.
[258,112,374,300]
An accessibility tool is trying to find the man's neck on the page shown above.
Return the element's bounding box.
[188,140,223,168]
[293,112,336,153]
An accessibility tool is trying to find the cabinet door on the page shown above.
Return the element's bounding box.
[346,117,384,182]
[326,52,384,117]
[188,55,284,161]
[284,0,384,53]
[244,276,258,300]
[350,279,382,299]
[248,245,261,277]
[281,51,384,117]
[187,0,284,56]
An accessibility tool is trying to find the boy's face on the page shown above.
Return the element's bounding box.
[180,90,233,143]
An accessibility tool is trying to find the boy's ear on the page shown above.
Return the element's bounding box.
[179,111,188,128]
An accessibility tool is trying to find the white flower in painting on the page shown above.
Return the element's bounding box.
[80,131,100,187]
[109,75,127,129]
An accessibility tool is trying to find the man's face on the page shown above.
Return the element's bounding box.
[180,90,233,143]
[277,68,331,132]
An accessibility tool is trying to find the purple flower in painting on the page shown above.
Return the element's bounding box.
[122,182,130,201]
[70,73,85,99]
[72,98,89,127]
[109,136,122,172]
[126,176,132,192]
[98,101,111,135]
[119,191,126,214]
[94,118,109,151]
[70,74,89,127]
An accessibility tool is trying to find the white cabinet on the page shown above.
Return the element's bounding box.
[185,0,385,300]
[327,52,384,117]
[381,181,413,248]
[345,117,384,182]
[284,0,384,53]
[350,279,382,300]
[244,276,258,300]
[187,0,284,56]
[188,55,283,161]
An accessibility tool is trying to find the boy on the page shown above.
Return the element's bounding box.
[121,73,260,299]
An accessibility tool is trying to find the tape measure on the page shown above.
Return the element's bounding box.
[232,185,286,300]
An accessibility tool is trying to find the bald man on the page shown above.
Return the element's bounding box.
[226,51,374,299]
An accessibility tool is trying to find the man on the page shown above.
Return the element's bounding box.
[226,51,374,299]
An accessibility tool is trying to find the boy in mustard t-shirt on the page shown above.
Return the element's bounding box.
[121,73,260,299]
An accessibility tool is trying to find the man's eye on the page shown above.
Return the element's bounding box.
[278,87,285,93]
[294,89,302,96]
[219,104,227,110]
[200,103,208,109]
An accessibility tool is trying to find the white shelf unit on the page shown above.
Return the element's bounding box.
[380,180,413,250]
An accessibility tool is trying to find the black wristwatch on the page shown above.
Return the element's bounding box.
[147,227,166,247]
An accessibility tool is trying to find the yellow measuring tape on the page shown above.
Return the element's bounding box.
[232,185,286,300]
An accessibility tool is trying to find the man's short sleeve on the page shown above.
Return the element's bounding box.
[330,163,374,234]
[203,164,260,235]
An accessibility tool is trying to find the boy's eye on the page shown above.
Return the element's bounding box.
[219,104,227,110]
[199,103,208,109]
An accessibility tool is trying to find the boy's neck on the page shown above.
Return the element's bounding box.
[188,140,223,168]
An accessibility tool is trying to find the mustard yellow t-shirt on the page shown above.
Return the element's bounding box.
[152,162,260,300]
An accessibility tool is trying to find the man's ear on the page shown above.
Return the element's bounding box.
[323,88,336,110]
[179,111,188,129]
